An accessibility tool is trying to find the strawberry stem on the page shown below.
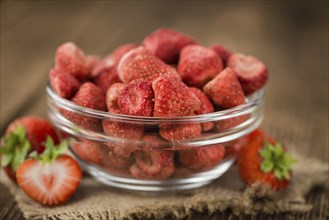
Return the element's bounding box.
[259,142,295,180]
[0,126,31,171]
[29,137,68,164]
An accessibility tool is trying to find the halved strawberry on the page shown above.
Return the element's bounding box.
[16,138,82,206]
[227,53,268,95]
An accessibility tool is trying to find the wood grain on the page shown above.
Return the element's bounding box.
[0,1,328,219]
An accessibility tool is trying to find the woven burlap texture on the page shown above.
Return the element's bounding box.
[0,151,328,220]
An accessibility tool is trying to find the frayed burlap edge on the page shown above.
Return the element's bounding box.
[1,153,328,220]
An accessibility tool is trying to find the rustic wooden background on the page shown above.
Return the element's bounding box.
[0,1,328,219]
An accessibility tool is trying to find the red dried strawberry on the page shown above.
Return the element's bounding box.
[63,82,106,131]
[214,114,249,131]
[143,28,197,64]
[49,68,80,99]
[105,83,126,113]
[152,74,200,117]
[85,55,102,74]
[203,67,245,109]
[159,123,201,142]
[117,79,154,116]
[92,65,121,93]
[130,135,174,180]
[224,136,248,158]
[16,138,82,206]
[237,129,294,191]
[227,53,268,95]
[210,44,232,63]
[117,46,179,83]
[104,43,137,65]
[102,117,144,140]
[189,87,215,131]
[178,45,223,88]
[73,140,103,164]
[102,143,134,170]
[179,145,225,172]
[55,42,88,81]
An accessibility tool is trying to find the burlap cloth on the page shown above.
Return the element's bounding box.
[0,149,328,220]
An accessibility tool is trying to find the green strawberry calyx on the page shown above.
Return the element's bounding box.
[259,142,296,180]
[29,137,68,164]
[0,125,31,171]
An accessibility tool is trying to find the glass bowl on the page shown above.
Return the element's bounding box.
[46,85,264,192]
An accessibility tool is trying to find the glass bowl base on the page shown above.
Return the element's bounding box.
[78,157,236,192]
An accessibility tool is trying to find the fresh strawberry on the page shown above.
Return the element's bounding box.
[152,74,200,117]
[16,138,82,206]
[117,79,154,116]
[92,65,121,93]
[102,115,144,140]
[104,43,137,65]
[159,123,201,142]
[143,28,197,64]
[117,46,180,83]
[101,143,134,170]
[179,145,225,172]
[6,116,59,153]
[73,140,103,164]
[49,67,80,99]
[237,129,294,191]
[203,67,245,109]
[130,135,174,180]
[55,42,88,81]
[63,82,106,131]
[178,45,223,88]
[227,53,268,95]
[189,87,215,131]
[105,83,126,112]
[210,44,232,64]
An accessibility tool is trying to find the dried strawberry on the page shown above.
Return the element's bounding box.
[92,65,121,93]
[143,28,197,64]
[214,114,249,131]
[189,87,214,131]
[101,143,134,170]
[105,83,125,112]
[104,43,137,65]
[152,74,200,117]
[159,123,201,142]
[203,67,245,109]
[178,45,223,88]
[63,82,106,131]
[130,135,174,180]
[227,53,268,95]
[102,116,144,140]
[210,44,232,63]
[117,46,179,83]
[73,140,103,164]
[55,42,88,81]
[224,136,248,157]
[179,145,225,172]
[49,68,80,99]
[85,55,102,74]
[117,79,154,116]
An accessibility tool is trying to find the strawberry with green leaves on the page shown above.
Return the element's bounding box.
[1,116,59,182]
[16,137,82,206]
[237,130,295,191]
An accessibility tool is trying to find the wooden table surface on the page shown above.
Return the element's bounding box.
[0,1,328,219]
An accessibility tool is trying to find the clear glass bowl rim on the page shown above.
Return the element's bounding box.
[46,84,265,123]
